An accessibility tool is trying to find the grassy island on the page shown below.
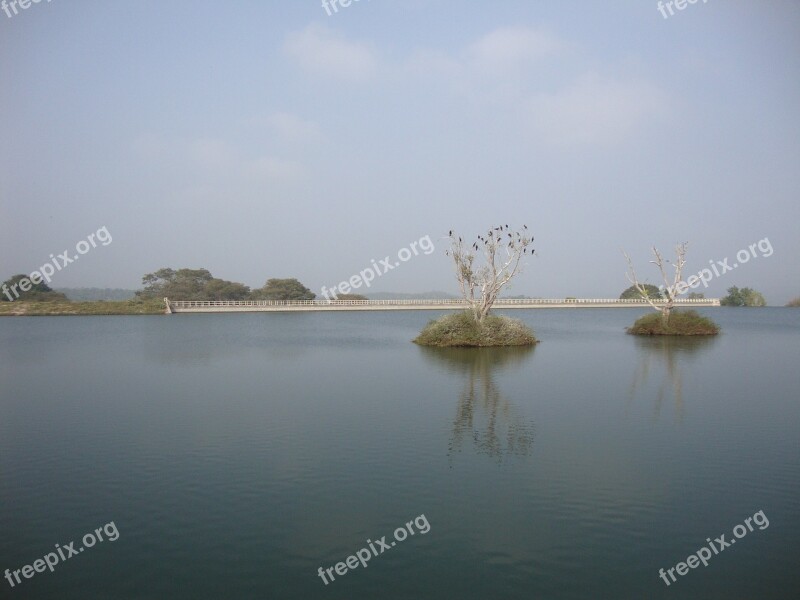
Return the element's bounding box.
[417,225,537,347]
[626,309,719,336]
[413,311,538,347]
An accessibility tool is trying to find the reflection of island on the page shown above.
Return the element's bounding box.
[419,346,536,463]
[629,336,717,422]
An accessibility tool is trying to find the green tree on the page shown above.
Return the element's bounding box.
[1,274,68,302]
[687,292,705,299]
[721,286,766,306]
[619,284,663,300]
[741,288,766,306]
[720,286,744,306]
[137,268,250,300]
[204,279,251,301]
[251,278,315,301]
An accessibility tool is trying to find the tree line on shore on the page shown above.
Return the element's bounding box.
[136,268,328,301]
[0,269,790,305]
[0,269,365,303]
[619,284,771,306]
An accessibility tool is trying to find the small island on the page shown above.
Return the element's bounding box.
[626,310,720,336]
[414,311,537,347]
[413,225,538,347]
[623,243,720,336]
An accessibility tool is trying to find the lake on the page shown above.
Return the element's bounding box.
[1,308,798,599]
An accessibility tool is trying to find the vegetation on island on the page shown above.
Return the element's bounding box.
[619,284,706,301]
[414,225,537,347]
[0,262,374,316]
[1,267,324,316]
[623,243,719,336]
[720,286,766,307]
[626,309,720,336]
[137,268,251,300]
[787,297,800,307]
[619,284,663,300]
[250,278,316,301]
[136,268,316,302]
[414,311,536,347]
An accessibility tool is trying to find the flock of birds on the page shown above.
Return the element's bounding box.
[445,225,534,256]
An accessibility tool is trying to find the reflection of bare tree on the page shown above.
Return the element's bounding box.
[629,336,717,422]
[419,346,536,463]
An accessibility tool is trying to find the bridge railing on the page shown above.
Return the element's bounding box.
[166,298,720,308]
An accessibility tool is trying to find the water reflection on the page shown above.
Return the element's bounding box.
[419,346,536,463]
[628,336,717,422]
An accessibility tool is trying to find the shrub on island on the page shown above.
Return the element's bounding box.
[626,309,719,336]
[414,311,537,347]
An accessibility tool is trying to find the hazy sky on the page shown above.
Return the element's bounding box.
[2,1,798,302]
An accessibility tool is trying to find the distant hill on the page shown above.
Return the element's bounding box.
[366,291,458,300]
[56,288,139,301]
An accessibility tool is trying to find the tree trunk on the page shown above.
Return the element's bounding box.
[477,295,494,324]
[471,305,482,324]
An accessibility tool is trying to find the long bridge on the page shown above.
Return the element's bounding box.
[164,298,720,314]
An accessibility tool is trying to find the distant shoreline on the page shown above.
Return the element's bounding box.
[2,299,794,317]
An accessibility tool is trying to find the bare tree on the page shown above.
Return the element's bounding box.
[447,225,534,323]
[623,242,688,324]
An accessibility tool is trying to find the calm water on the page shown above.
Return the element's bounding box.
[1,308,799,599]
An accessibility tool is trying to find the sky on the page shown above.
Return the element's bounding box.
[1,0,799,302]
